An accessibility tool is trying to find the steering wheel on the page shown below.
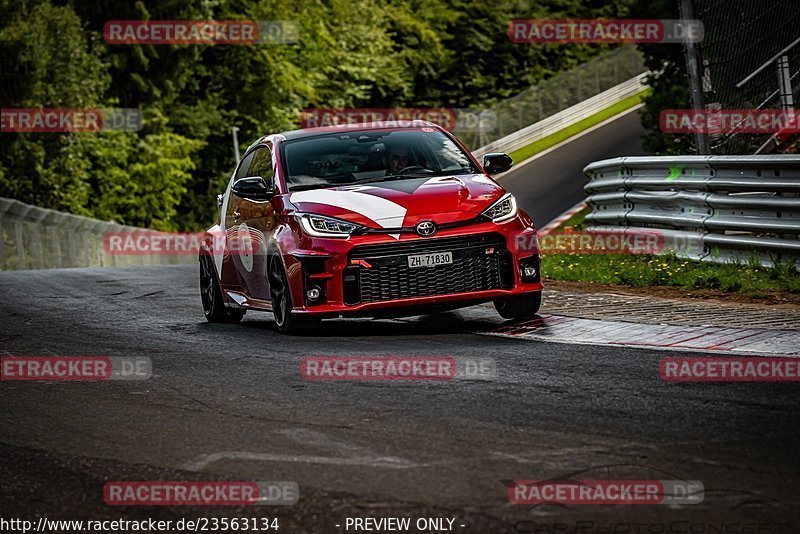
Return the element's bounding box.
[395,165,433,175]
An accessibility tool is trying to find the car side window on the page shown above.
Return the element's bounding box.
[235,151,256,180]
[248,146,274,187]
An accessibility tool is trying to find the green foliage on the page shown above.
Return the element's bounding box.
[0,1,108,212]
[78,132,203,230]
[627,0,696,155]
[2,0,634,230]
[542,253,800,295]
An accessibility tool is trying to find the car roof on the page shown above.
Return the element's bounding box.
[277,120,445,141]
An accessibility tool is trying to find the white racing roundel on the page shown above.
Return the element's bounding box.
[237,223,254,272]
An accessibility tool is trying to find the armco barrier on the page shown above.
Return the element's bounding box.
[583,156,800,267]
[0,198,194,270]
[474,73,648,158]
[463,44,646,154]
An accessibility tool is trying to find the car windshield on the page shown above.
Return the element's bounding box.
[281,129,477,191]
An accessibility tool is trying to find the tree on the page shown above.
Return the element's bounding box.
[627,0,695,154]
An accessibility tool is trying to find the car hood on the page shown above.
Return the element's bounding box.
[287,174,505,229]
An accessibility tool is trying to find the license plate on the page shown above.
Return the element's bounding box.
[407,251,453,268]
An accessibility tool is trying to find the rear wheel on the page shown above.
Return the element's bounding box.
[200,254,244,323]
[494,291,542,320]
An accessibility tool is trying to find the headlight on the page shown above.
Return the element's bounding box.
[296,214,364,238]
[481,193,518,223]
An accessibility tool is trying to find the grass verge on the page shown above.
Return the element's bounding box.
[507,90,649,164]
[541,253,800,297]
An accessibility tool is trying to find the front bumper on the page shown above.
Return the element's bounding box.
[279,213,542,317]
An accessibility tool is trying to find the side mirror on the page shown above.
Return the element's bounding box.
[232,176,272,200]
[483,153,513,175]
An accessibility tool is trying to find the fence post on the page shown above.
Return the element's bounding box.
[0,215,5,271]
[595,61,600,94]
[30,209,48,269]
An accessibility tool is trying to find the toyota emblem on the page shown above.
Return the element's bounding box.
[415,221,437,236]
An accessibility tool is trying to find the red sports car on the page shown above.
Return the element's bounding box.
[199,121,542,332]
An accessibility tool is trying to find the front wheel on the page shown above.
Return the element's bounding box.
[200,254,244,323]
[268,254,303,334]
[494,291,542,320]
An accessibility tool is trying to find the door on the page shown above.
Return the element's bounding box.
[226,144,277,301]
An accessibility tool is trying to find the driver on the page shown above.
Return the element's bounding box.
[385,145,409,175]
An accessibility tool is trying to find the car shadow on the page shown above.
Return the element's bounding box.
[196,304,547,338]
[236,307,508,337]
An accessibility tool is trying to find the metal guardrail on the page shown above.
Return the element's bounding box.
[473,73,648,158]
[583,156,800,268]
[461,44,646,153]
[0,198,194,270]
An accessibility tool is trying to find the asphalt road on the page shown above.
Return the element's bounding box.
[2,110,798,532]
[499,106,647,228]
[1,265,799,532]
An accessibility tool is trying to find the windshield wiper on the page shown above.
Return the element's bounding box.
[289,183,342,192]
[346,173,437,185]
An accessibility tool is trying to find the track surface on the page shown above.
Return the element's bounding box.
[1,265,799,531]
[500,107,647,228]
[2,113,798,531]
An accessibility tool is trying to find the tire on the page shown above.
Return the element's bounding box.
[268,253,302,334]
[200,254,244,323]
[494,291,542,320]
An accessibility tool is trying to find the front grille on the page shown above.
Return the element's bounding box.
[345,234,513,304]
